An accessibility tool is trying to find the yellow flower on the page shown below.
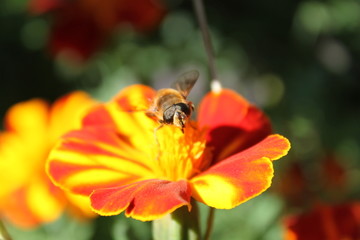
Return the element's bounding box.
[0,92,97,228]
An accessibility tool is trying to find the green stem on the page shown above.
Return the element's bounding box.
[0,220,12,240]
[152,202,201,240]
[204,207,215,240]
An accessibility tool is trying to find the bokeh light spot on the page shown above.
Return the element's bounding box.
[293,1,331,42]
[161,11,195,47]
[316,38,351,74]
[253,74,285,108]
[20,18,48,51]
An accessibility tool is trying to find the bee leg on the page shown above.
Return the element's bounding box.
[153,122,164,145]
[146,111,157,120]
[153,123,164,160]
[184,119,197,131]
[186,101,197,130]
[188,101,195,112]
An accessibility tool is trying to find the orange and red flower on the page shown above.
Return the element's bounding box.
[47,85,290,221]
[284,202,360,240]
[29,0,166,60]
[0,92,96,228]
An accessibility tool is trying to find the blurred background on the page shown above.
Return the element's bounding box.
[1,0,360,239]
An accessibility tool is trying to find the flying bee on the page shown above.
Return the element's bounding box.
[146,70,199,133]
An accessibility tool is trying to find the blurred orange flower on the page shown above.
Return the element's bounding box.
[47,85,290,221]
[29,0,166,60]
[284,203,360,240]
[0,92,97,228]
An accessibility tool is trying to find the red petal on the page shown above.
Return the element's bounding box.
[198,89,272,162]
[190,134,290,209]
[219,133,291,162]
[90,179,191,221]
[82,105,118,128]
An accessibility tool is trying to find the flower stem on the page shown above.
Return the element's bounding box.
[152,202,200,240]
[0,220,12,240]
[204,207,215,240]
[192,0,222,92]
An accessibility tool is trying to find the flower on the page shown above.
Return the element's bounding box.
[274,153,347,207]
[320,154,346,192]
[284,202,360,240]
[0,92,96,228]
[29,0,166,61]
[47,85,290,221]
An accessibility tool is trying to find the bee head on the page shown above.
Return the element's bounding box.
[162,103,191,132]
[173,110,187,130]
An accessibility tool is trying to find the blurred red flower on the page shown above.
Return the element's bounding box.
[275,153,348,207]
[284,203,360,240]
[320,154,346,192]
[276,162,310,207]
[29,0,166,61]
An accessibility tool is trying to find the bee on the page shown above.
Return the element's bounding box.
[146,70,199,133]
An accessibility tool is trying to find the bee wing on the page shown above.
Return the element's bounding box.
[171,70,199,98]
